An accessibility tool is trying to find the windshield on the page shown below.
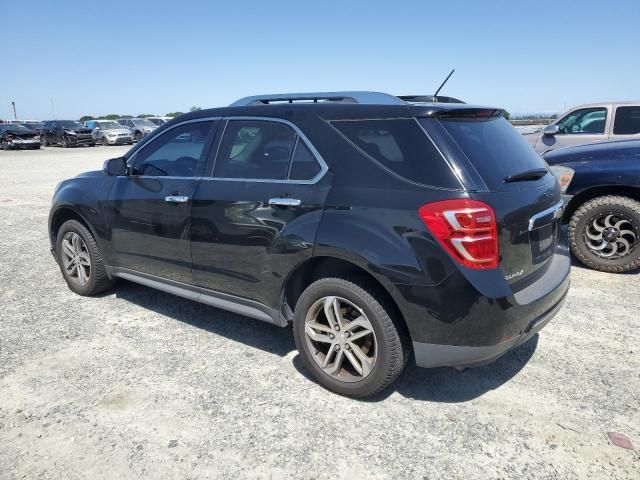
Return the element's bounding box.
[24,122,44,129]
[133,119,156,127]
[98,121,123,129]
[59,121,84,129]
[0,124,33,133]
[147,118,164,126]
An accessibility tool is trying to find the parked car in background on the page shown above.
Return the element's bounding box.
[84,120,133,146]
[0,123,41,150]
[546,140,640,272]
[49,91,570,397]
[146,116,174,126]
[526,102,640,153]
[41,120,95,147]
[116,118,158,141]
[21,121,44,134]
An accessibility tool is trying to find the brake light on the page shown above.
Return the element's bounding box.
[419,199,499,269]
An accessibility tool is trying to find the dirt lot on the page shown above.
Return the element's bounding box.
[0,146,638,479]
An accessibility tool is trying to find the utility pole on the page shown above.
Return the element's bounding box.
[11,101,17,120]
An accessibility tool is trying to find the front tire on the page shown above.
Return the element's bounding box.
[293,277,409,398]
[61,137,69,148]
[568,195,640,273]
[56,219,115,295]
[134,131,143,142]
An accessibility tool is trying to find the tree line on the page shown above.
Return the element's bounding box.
[78,106,201,123]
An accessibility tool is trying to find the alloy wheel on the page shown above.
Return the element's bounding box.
[304,296,377,382]
[60,232,91,286]
[584,212,638,259]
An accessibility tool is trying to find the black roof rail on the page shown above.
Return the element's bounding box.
[398,95,465,104]
[229,91,407,107]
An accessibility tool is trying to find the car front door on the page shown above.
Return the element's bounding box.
[536,106,610,153]
[191,118,330,310]
[611,105,640,142]
[104,119,218,283]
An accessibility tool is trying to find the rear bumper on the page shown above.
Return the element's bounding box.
[413,290,566,368]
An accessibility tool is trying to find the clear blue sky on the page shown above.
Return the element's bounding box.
[2,0,638,120]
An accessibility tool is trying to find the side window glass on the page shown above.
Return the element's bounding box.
[556,108,606,135]
[213,120,296,180]
[132,121,213,177]
[613,106,640,135]
[288,141,321,180]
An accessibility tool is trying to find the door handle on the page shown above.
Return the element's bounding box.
[268,197,302,207]
[164,195,190,204]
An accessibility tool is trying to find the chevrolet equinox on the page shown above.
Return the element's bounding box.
[49,91,570,397]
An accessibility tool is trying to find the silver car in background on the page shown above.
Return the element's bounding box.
[84,120,133,146]
[525,101,640,153]
[147,116,174,126]
[116,118,158,142]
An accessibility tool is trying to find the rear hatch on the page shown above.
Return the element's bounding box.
[420,110,563,286]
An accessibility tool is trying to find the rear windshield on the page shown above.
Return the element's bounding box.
[434,116,547,190]
[332,119,460,189]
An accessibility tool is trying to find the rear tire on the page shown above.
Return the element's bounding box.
[293,277,409,398]
[134,132,142,142]
[568,195,640,273]
[61,137,69,148]
[56,219,115,296]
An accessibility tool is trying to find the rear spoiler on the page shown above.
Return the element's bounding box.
[434,108,505,119]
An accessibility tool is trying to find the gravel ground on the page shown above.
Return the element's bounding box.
[0,146,638,479]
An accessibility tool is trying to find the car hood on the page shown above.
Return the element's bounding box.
[544,139,640,166]
[66,128,93,134]
[104,128,131,135]
[2,128,38,137]
[76,170,103,178]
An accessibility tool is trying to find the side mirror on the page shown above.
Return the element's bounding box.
[103,157,127,176]
[543,124,560,136]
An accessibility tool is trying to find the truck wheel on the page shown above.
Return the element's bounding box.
[293,277,409,398]
[568,195,640,273]
[56,219,115,296]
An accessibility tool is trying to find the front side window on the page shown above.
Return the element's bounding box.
[132,121,214,177]
[556,107,607,135]
[214,120,297,180]
[613,106,640,135]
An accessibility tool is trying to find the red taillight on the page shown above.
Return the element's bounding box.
[419,199,499,269]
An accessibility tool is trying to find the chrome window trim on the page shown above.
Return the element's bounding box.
[528,200,564,231]
[203,116,329,185]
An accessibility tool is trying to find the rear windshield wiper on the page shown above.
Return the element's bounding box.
[504,168,548,183]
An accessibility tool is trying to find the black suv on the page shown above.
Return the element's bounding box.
[49,91,570,397]
[42,120,95,147]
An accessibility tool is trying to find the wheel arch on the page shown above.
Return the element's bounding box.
[49,206,98,257]
[564,185,640,223]
[281,255,411,341]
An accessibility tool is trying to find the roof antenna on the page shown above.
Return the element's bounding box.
[434,69,455,97]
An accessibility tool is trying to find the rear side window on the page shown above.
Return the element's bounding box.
[332,119,460,188]
[613,106,640,135]
[436,116,547,190]
[213,120,323,181]
[289,141,321,180]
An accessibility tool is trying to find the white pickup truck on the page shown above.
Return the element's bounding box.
[525,102,640,153]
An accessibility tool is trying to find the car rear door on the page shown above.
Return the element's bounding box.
[611,105,640,142]
[190,117,330,310]
[104,119,218,283]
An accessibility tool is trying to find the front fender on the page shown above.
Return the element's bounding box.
[49,174,114,261]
